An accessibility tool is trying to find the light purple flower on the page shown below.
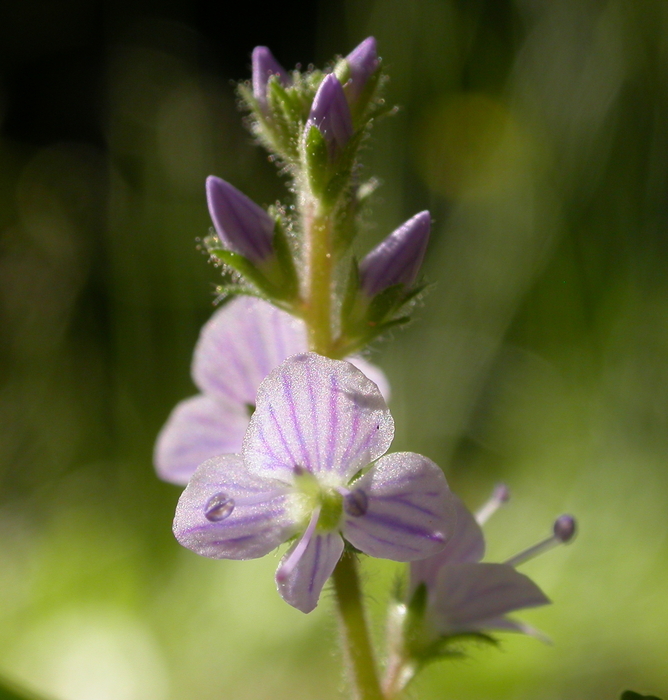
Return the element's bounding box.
[252,46,290,114]
[359,211,431,297]
[155,297,389,485]
[206,176,275,264]
[410,496,550,637]
[173,353,455,613]
[343,37,379,104]
[307,74,353,159]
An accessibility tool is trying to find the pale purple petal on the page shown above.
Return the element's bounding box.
[276,531,344,613]
[193,297,307,405]
[359,211,431,297]
[154,394,248,485]
[252,46,289,113]
[348,356,391,403]
[410,495,485,590]
[173,455,297,560]
[472,616,550,641]
[343,452,455,561]
[244,353,394,481]
[206,176,275,263]
[307,74,353,158]
[430,563,550,634]
[343,37,379,103]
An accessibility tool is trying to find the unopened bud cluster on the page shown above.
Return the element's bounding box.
[204,38,430,355]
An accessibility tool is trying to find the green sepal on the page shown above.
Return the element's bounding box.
[621,693,663,700]
[321,129,366,207]
[367,283,406,323]
[304,124,331,198]
[209,249,282,300]
[266,78,303,159]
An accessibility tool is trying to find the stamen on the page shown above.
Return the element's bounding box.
[475,483,511,525]
[343,489,369,517]
[504,514,578,567]
[276,506,321,583]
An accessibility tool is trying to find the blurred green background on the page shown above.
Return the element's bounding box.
[1,1,667,698]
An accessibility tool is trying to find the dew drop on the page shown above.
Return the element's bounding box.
[204,493,235,521]
[344,489,368,517]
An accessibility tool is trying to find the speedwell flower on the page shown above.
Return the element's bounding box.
[409,495,551,638]
[154,296,389,485]
[173,352,455,613]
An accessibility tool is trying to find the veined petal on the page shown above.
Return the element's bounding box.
[173,455,297,560]
[276,531,344,613]
[410,495,485,590]
[430,563,551,634]
[154,394,248,485]
[348,356,391,403]
[472,615,550,642]
[244,353,394,481]
[193,297,307,405]
[343,452,455,561]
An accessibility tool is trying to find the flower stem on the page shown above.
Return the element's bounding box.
[303,201,334,354]
[332,555,384,700]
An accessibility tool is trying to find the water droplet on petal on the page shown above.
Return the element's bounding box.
[204,493,235,521]
[344,489,368,517]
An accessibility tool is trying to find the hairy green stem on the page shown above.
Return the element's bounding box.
[332,555,384,700]
[303,201,334,354]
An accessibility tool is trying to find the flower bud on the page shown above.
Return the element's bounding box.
[307,74,353,159]
[206,176,275,264]
[343,37,379,104]
[252,46,290,114]
[359,211,431,297]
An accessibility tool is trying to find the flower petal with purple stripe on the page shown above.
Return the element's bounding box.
[244,353,394,481]
[276,531,345,614]
[193,296,307,405]
[173,455,297,560]
[429,563,550,635]
[343,452,454,561]
[154,395,248,485]
[410,494,485,590]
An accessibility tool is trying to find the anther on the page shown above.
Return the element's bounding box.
[504,514,578,567]
[475,482,511,525]
[344,489,369,517]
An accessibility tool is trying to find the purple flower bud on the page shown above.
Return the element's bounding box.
[206,176,275,264]
[359,211,431,297]
[553,515,577,543]
[307,74,353,158]
[344,37,379,103]
[252,46,290,114]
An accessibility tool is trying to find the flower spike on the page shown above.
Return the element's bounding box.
[359,211,431,297]
[252,46,290,114]
[206,176,275,264]
[307,74,353,159]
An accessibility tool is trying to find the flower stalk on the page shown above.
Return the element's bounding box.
[332,554,385,700]
[303,202,335,355]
